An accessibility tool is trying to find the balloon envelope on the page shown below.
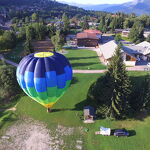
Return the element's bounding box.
[16,52,72,108]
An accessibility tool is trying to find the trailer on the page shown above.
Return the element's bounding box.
[95,127,111,136]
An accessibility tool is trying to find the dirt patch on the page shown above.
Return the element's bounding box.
[0,119,83,150]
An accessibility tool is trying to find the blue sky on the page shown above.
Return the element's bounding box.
[57,0,132,4]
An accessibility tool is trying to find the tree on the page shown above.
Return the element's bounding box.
[87,45,131,119]
[32,13,39,22]
[0,29,4,36]
[146,34,150,42]
[25,16,30,23]
[51,30,64,52]
[107,45,131,119]
[48,24,56,38]
[62,13,70,34]
[2,31,17,50]
[25,26,34,54]
[81,16,89,30]
[24,40,34,55]
[0,65,20,101]
[26,26,34,41]
[142,75,150,111]
[115,34,122,42]
[109,18,116,32]
[129,21,144,43]
[33,23,46,40]
[98,16,105,31]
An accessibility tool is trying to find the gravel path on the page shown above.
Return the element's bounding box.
[0,119,83,150]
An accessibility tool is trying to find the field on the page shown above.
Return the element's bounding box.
[0,72,150,150]
[3,42,24,63]
[65,49,106,70]
[2,41,106,71]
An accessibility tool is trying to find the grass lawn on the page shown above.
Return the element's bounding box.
[121,36,132,42]
[0,71,149,150]
[4,42,24,63]
[64,49,106,70]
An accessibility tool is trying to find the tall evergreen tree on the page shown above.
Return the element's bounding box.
[62,13,70,34]
[51,30,64,52]
[129,21,144,43]
[81,16,89,30]
[107,45,131,119]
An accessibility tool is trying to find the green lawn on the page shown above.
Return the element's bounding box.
[0,71,149,150]
[4,42,24,63]
[64,49,106,70]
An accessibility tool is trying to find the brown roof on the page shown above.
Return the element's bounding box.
[76,32,99,40]
[84,29,102,34]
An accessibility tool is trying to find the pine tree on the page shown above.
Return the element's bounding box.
[51,30,64,52]
[129,21,144,43]
[140,75,150,111]
[82,16,89,30]
[62,13,70,34]
[107,45,131,119]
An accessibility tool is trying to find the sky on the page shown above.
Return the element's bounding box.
[57,0,132,4]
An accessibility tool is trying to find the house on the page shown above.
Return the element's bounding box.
[66,34,77,47]
[84,29,102,37]
[122,29,150,38]
[76,30,102,47]
[122,29,130,37]
[84,106,95,123]
[88,22,100,27]
[115,29,124,34]
[124,41,150,62]
[100,40,137,66]
[135,41,150,61]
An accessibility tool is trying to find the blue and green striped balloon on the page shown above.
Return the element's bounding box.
[16,52,72,108]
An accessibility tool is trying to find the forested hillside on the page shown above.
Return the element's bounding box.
[0,0,109,18]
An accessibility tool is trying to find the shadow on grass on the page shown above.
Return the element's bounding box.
[50,99,91,113]
[51,108,72,112]
[71,77,79,85]
[111,129,136,137]
[72,98,94,111]
[0,111,18,129]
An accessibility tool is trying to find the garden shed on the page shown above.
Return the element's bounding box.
[83,106,95,123]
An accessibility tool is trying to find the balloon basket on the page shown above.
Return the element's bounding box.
[47,108,52,113]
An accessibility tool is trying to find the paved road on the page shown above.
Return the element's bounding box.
[73,70,107,74]
[0,54,18,67]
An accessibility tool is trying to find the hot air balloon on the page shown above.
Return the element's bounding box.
[16,52,72,112]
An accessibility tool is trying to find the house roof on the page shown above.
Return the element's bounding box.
[76,32,99,40]
[100,40,137,60]
[100,40,118,60]
[127,41,150,55]
[136,41,150,48]
[84,106,95,116]
[84,29,102,35]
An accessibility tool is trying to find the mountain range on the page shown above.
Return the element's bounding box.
[62,0,150,15]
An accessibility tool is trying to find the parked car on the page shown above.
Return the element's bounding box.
[114,129,129,137]
[147,63,150,68]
